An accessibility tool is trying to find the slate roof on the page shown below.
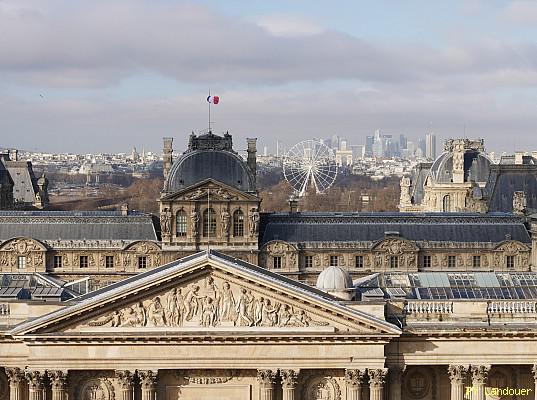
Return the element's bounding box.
[3,160,39,204]
[487,165,537,212]
[409,162,431,204]
[0,211,158,241]
[0,159,13,187]
[259,212,531,245]
[0,273,79,300]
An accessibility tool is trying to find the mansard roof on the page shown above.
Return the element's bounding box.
[487,164,537,212]
[259,212,531,245]
[0,210,158,241]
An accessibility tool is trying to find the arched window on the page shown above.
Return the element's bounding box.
[203,208,216,237]
[442,195,451,212]
[233,209,244,237]
[176,209,187,237]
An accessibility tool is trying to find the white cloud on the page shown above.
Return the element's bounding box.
[253,14,324,37]
[503,1,537,24]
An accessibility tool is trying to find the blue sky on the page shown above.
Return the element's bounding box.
[1,0,537,153]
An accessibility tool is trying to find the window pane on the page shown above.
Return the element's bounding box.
[233,210,244,237]
[176,210,187,237]
[203,208,217,237]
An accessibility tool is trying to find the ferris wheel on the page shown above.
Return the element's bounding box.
[283,140,337,197]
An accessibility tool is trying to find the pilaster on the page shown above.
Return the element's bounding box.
[257,369,277,400]
[388,367,405,400]
[49,370,67,400]
[5,368,25,400]
[470,365,490,400]
[448,365,467,400]
[345,369,365,400]
[138,370,158,400]
[368,368,387,400]
[115,370,134,400]
[26,370,45,400]
[280,369,299,400]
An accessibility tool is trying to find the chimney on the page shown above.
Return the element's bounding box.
[289,197,299,213]
[515,151,524,165]
[247,138,257,184]
[120,203,129,216]
[10,149,18,161]
[163,137,173,181]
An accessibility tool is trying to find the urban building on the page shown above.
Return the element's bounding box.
[0,157,14,209]
[425,133,436,160]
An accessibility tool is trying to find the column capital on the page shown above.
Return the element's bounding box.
[448,365,468,384]
[138,370,158,390]
[48,370,67,390]
[279,369,299,389]
[115,370,135,389]
[25,370,45,391]
[5,368,25,385]
[256,369,277,386]
[344,369,366,388]
[470,365,490,385]
[368,368,388,389]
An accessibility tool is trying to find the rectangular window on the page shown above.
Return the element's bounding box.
[79,256,88,268]
[53,255,62,268]
[390,256,399,269]
[473,255,481,268]
[138,256,147,269]
[448,255,456,268]
[330,255,338,267]
[176,211,187,237]
[17,256,26,269]
[506,255,515,269]
[355,255,364,268]
[423,255,431,268]
[105,256,114,269]
[304,255,313,268]
[273,256,282,269]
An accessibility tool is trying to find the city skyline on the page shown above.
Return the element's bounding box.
[2,1,537,153]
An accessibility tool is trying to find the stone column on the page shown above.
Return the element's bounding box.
[26,370,45,400]
[5,368,25,400]
[531,364,537,400]
[280,369,299,400]
[49,371,67,400]
[470,365,490,400]
[388,367,405,400]
[115,370,134,400]
[257,369,277,400]
[345,369,365,400]
[368,369,387,400]
[448,365,469,400]
[139,370,158,400]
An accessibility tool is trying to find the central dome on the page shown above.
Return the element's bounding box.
[165,132,256,193]
[316,265,353,292]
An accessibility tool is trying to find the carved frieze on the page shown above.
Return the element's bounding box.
[184,369,234,384]
[303,376,341,400]
[375,239,417,255]
[86,274,330,330]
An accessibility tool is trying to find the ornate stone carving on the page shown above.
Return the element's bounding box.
[5,368,25,386]
[138,370,157,389]
[513,191,527,214]
[249,208,260,236]
[447,365,467,385]
[532,364,537,381]
[86,275,329,329]
[470,365,490,385]
[344,369,365,387]
[25,370,45,391]
[49,370,67,390]
[115,370,134,390]
[304,376,341,400]
[280,369,299,388]
[257,370,277,386]
[376,239,416,255]
[160,209,171,235]
[70,372,115,400]
[404,369,429,399]
[368,369,387,389]
[220,208,230,236]
[190,209,199,237]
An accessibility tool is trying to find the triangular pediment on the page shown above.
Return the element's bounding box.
[160,178,259,202]
[10,251,400,339]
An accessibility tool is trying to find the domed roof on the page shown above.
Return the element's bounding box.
[316,265,353,292]
[430,150,492,184]
[165,132,256,193]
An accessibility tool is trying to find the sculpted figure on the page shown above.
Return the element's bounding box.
[190,210,199,237]
[133,301,147,326]
[148,297,166,326]
[236,288,253,326]
[221,209,230,235]
[166,288,184,326]
[278,304,292,327]
[261,299,278,326]
[201,297,218,327]
[161,210,171,235]
[253,296,264,326]
[220,281,235,321]
[249,208,260,235]
[184,285,204,321]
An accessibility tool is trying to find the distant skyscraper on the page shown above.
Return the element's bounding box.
[372,130,384,158]
[418,138,426,157]
[365,136,374,157]
[426,133,437,160]
[399,134,407,150]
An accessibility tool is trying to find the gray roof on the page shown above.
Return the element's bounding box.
[259,212,531,245]
[3,160,38,204]
[487,165,537,212]
[0,159,13,187]
[0,273,79,300]
[0,211,158,241]
[430,151,491,184]
[409,162,431,204]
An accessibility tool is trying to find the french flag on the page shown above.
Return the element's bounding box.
[207,95,219,104]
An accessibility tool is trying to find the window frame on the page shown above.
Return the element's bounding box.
[175,209,187,237]
[53,255,62,268]
[105,255,115,269]
[233,209,245,237]
[273,256,282,269]
[390,255,399,269]
[138,256,147,269]
[355,255,364,269]
[304,255,313,268]
[473,255,481,268]
[17,256,26,269]
[329,255,338,267]
[79,255,88,268]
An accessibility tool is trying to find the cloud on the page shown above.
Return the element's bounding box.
[503,1,537,24]
[253,14,324,37]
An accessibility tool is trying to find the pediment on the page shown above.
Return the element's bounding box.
[10,251,400,339]
[161,178,259,202]
[494,240,530,253]
[0,237,47,253]
[371,238,419,253]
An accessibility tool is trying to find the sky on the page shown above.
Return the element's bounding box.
[1,0,537,154]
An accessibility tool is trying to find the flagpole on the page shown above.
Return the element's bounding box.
[207,187,210,252]
[208,89,211,133]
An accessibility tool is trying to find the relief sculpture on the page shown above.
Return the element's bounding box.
[88,275,329,329]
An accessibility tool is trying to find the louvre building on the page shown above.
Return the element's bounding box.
[1,131,537,400]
